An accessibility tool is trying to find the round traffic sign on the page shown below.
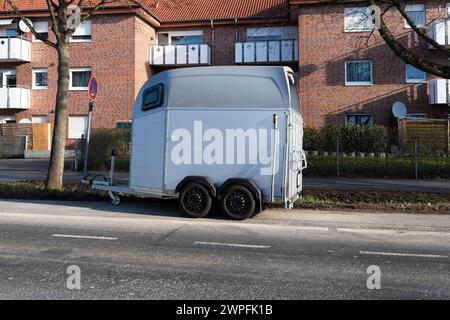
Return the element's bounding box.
[88,76,98,101]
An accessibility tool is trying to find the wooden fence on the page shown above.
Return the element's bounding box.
[399,119,450,155]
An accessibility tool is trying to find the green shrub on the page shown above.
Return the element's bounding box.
[304,155,450,179]
[85,128,131,171]
[303,127,322,151]
[304,125,388,153]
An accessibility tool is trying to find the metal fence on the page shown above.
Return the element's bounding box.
[305,138,450,179]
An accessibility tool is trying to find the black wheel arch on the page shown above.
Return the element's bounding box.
[176,176,217,198]
[218,178,263,214]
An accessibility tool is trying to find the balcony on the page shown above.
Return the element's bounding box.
[429,79,449,104]
[0,86,31,109]
[428,20,450,47]
[0,36,31,62]
[235,40,298,64]
[150,44,212,66]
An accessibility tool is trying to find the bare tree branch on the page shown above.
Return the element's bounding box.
[369,0,450,78]
[4,0,57,47]
[389,0,450,55]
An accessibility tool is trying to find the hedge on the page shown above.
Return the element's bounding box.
[304,125,389,153]
[80,128,131,171]
[304,155,450,179]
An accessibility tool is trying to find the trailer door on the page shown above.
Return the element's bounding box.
[286,111,304,205]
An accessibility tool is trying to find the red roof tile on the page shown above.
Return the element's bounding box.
[1,0,290,22]
[151,0,290,22]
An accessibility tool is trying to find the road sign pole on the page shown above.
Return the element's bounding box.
[83,76,98,179]
[83,100,94,179]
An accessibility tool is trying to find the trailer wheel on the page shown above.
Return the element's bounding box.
[221,185,256,220]
[179,182,212,218]
[111,195,121,206]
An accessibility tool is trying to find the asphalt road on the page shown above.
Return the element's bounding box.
[0,200,449,299]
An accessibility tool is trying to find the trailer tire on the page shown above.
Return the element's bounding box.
[179,182,212,218]
[221,185,256,220]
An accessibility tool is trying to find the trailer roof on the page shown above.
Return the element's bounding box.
[134,66,294,115]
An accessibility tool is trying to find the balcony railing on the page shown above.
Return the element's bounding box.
[235,40,298,64]
[0,36,31,62]
[0,86,31,110]
[429,79,449,104]
[428,19,450,47]
[150,44,212,66]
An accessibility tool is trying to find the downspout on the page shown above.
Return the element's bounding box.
[235,18,239,42]
[235,18,239,65]
[210,19,215,65]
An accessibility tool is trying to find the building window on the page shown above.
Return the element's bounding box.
[32,69,48,89]
[246,27,298,41]
[68,115,88,139]
[406,64,426,83]
[142,84,164,111]
[69,68,91,90]
[157,30,203,45]
[32,116,49,123]
[345,60,373,85]
[70,20,92,42]
[32,21,49,41]
[6,29,17,37]
[405,4,425,28]
[116,121,131,129]
[344,7,372,32]
[346,115,373,126]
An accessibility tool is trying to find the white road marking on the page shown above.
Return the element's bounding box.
[52,234,118,241]
[194,241,270,249]
[338,228,450,237]
[359,250,448,259]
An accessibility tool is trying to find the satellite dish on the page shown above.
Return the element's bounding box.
[392,101,407,118]
[18,18,33,33]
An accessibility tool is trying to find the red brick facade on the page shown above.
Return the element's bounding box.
[0,8,296,143]
[4,14,154,130]
[295,1,450,127]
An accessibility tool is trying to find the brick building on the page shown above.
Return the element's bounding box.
[0,0,298,143]
[291,0,450,127]
[1,0,449,141]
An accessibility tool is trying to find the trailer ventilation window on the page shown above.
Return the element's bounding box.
[142,84,164,111]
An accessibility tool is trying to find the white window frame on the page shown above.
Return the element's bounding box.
[70,20,92,43]
[246,26,298,40]
[69,67,91,91]
[404,4,425,28]
[405,64,427,83]
[157,30,203,45]
[32,68,48,89]
[344,7,372,32]
[32,20,49,42]
[68,115,88,139]
[345,60,373,86]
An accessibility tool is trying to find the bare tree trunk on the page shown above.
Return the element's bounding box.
[47,38,70,189]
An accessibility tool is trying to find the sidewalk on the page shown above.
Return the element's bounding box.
[1,198,449,234]
[257,208,450,233]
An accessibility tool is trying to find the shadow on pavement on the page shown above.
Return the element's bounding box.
[10,198,231,221]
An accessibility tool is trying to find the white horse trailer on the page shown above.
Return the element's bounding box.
[84,66,306,220]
